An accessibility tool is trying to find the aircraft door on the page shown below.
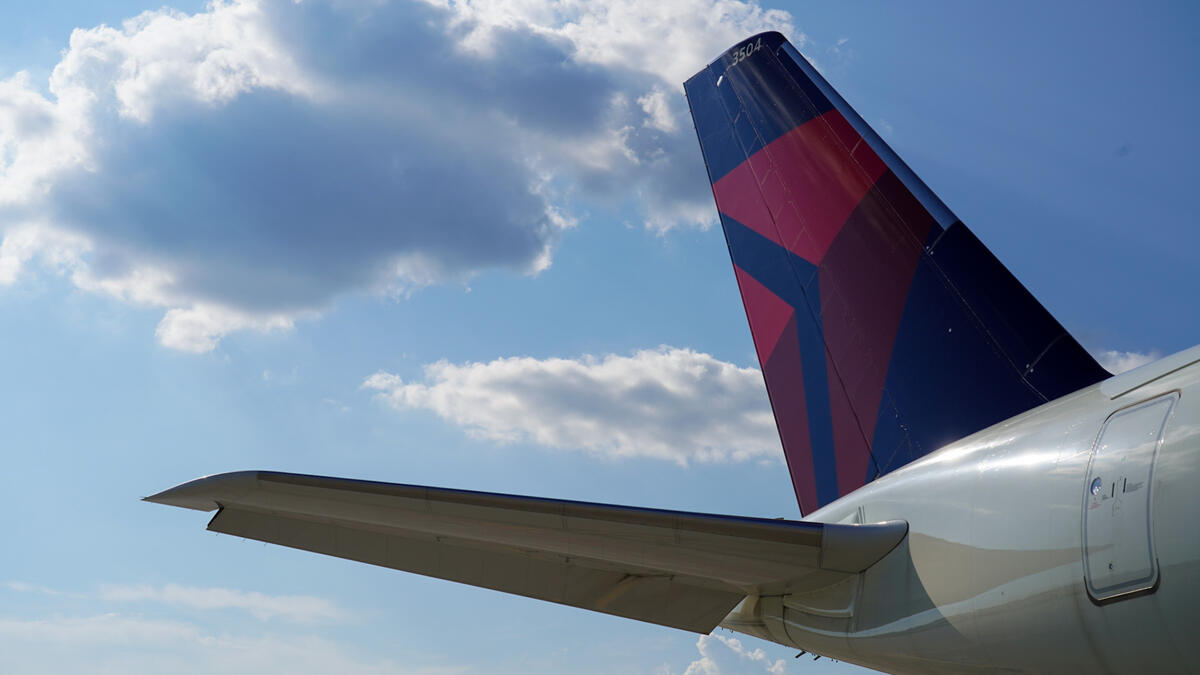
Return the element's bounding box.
[1082,393,1177,602]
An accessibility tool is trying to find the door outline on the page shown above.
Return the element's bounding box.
[1081,391,1178,604]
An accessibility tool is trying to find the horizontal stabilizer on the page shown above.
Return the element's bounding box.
[147,471,907,633]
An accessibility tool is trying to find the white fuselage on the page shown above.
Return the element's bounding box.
[724,349,1200,674]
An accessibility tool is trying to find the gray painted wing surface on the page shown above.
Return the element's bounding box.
[146,471,906,633]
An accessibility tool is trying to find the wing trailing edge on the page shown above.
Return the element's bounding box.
[147,471,907,633]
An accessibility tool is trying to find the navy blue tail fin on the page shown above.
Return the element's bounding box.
[684,33,1109,515]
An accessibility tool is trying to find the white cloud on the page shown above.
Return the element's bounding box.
[51,2,315,125]
[322,397,350,413]
[153,305,297,353]
[0,223,297,351]
[0,581,449,674]
[1,0,795,351]
[3,581,81,598]
[823,35,853,67]
[682,634,787,675]
[1094,349,1160,374]
[0,614,462,675]
[429,0,795,87]
[6,581,344,624]
[0,224,89,285]
[638,87,680,133]
[364,347,781,465]
[97,584,345,623]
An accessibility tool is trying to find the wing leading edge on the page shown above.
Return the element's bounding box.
[147,471,906,633]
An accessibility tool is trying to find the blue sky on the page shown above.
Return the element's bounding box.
[0,1,1196,673]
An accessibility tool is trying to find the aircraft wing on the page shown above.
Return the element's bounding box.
[146,471,906,633]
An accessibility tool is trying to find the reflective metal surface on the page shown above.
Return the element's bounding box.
[724,351,1200,673]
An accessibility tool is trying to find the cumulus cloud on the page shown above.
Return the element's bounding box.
[0,0,794,350]
[682,634,787,675]
[1094,349,1160,375]
[364,347,781,465]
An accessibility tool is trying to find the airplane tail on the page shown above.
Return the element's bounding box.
[684,33,1109,515]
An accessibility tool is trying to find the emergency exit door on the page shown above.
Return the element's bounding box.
[1083,393,1176,602]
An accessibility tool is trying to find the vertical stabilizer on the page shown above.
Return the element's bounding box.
[684,33,1109,514]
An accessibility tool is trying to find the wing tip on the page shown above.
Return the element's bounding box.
[143,470,261,512]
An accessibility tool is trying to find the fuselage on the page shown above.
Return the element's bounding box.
[724,348,1200,674]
